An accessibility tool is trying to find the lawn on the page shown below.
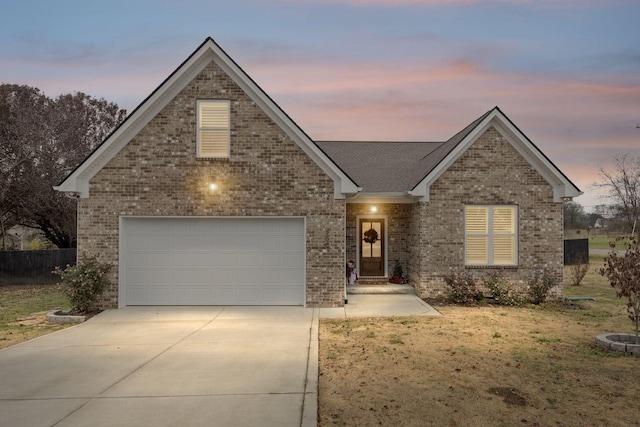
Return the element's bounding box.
[2,259,638,426]
[565,229,630,251]
[0,284,71,349]
[319,256,639,427]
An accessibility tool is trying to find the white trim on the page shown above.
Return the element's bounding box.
[55,38,358,199]
[347,192,419,204]
[410,109,582,203]
[118,215,126,309]
[118,215,307,307]
[196,99,230,158]
[464,205,518,267]
[356,214,388,277]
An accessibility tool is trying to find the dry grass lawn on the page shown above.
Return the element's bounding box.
[0,284,70,349]
[319,257,639,427]
[2,258,638,426]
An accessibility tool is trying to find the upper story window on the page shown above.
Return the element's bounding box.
[197,99,230,158]
[465,205,517,266]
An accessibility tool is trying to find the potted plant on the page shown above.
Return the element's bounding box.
[389,259,406,284]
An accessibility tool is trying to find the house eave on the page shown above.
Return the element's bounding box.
[347,192,420,204]
[411,107,582,203]
[55,37,357,200]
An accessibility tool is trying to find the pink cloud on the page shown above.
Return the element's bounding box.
[239,53,639,211]
[6,39,636,211]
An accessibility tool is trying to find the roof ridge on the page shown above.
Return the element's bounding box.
[317,140,443,144]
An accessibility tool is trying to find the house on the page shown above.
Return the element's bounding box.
[55,38,581,308]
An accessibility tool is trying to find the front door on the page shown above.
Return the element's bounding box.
[359,218,385,276]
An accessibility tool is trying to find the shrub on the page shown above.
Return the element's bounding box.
[483,271,523,306]
[526,269,559,304]
[444,272,483,304]
[570,253,589,286]
[53,255,112,313]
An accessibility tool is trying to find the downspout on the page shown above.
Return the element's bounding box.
[344,198,349,305]
[343,189,362,305]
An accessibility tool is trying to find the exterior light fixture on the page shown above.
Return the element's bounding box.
[209,183,218,194]
[370,206,377,213]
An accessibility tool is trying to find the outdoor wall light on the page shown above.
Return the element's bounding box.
[209,183,218,194]
[370,206,377,213]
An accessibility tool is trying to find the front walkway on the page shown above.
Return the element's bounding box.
[319,293,441,318]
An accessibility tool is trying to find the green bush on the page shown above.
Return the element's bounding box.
[444,272,483,304]
[53,255,112,313]
[483,271,523,306]
[526,269,558,304]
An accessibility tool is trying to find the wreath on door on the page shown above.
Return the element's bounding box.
[364,228,379,244]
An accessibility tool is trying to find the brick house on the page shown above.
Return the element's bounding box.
[55,38,581,309]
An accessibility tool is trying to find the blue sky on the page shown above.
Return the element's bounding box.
[2,0,639,211]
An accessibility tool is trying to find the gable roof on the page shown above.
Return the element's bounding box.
[412,107,582,202]
[318,107,582,203]
[54,37,359,199]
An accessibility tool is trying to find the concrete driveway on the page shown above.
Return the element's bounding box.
[0,294,439,427]
[0,306,318,427]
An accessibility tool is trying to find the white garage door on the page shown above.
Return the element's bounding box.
[121,217,305,306]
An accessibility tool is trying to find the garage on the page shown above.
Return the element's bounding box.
[120,217,305,306]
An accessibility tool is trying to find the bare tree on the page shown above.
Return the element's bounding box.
[0,84,126,248]
[563,201,587,230]
[598,155,640,237]
[0,85,48,248]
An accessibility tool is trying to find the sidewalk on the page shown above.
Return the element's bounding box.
[319,293,441,318]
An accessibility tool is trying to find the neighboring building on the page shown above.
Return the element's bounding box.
[55,38,581,308]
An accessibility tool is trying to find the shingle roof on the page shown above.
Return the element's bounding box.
[315,141,442,192]
[316,109,493,193]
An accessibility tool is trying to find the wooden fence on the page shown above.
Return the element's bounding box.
[0,249,76,285]
[564,239,589,265]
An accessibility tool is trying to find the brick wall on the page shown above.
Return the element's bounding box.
[77,60,346,308]
[409,125,564,299]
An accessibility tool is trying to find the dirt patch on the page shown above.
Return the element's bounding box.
[319,304,639,427]
[487,386,526,406]
[12,311,59,327]
[0,284,71,349]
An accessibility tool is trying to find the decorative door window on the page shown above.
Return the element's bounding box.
[362,221,382,258]
[359,219,385,276]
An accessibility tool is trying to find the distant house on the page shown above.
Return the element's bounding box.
[55,38,581,308]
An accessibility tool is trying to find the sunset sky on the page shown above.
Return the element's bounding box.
[2,0,639,211]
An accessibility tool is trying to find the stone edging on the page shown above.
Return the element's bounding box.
[595,333,640,355]
[46,310,86,324]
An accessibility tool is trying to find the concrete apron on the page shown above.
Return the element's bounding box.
[0,306,318,427]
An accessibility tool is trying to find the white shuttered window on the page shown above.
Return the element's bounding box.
[197,100,230,158]
[465,205,517,266]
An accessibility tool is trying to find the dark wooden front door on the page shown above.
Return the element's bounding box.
[359,218,385,276]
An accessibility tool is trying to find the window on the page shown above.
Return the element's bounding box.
[465,205,517,266]
[197,100,230,158]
